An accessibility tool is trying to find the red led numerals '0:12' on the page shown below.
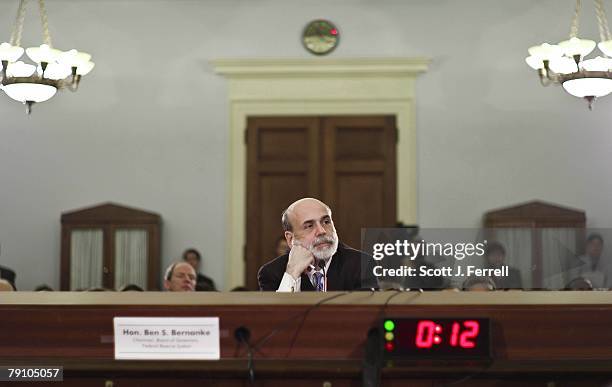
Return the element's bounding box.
[415,320,480,349]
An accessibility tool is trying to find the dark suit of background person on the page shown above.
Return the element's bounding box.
[182,248,217,291]
[258,242,376,291]
[0,265,16,290]
[257,197,377,292]
[485,241,523,290]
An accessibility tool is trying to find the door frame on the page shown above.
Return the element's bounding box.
[213,58,429,289]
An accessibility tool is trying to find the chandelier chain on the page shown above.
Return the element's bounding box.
[594,0,612,41]
[38,0,52,47]
[570,0,582,38]
[10,0,28,47]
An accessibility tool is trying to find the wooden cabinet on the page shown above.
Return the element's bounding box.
[483,201,586,289]
[60,203,161,290]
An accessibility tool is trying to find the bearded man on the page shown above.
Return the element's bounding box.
[257,198,377,292]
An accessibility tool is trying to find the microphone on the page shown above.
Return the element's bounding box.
[234,326,251,345]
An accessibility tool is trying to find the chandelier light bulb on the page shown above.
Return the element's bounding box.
[549,57,579,74]
[527,43,563,60]
[59,49,92,68]
[37,62,71,80]
[6,61,36,77]
[2,83,57,103]
[0,42,24,62]
[597,40,612,56]
[558,37,596,57]
[76,61,95,76]
[562,77,612,98]
[525,55,544,70]
[25,44,62,64]
[581,56,612,71]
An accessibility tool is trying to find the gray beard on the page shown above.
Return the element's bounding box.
[311,235,339,261]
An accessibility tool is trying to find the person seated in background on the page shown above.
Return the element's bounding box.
[564,277,594,291]
[0,265,16,290]
[258,197,377,292]
[0,279,15,291]
[119,284,144,291]
[182,248,217,291]
[34,284,53,291]
[568,233,607,288]
[163,262,196,292]
[462,276,496,291]
[275,236,290,257]
[484,241,523,289]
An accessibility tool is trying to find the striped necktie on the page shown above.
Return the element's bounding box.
[313,270,324,292]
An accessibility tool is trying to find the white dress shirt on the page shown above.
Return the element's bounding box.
[276,257,333,292]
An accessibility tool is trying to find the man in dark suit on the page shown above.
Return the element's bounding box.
[258,198,376,291]
[0,265,16,291]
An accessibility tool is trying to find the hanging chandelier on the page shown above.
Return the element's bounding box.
[0,0,94,114]
[526,0,612,109]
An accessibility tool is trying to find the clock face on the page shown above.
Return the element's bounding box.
[302,19,339,55]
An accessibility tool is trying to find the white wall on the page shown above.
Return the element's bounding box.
[0,0,610,290]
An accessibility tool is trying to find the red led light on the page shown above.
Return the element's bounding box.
[330,29,338,35]
[385,342,395,352]
[435,325,442,333]
[434,335,441,344]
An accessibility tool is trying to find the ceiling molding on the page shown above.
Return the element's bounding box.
[212,58,431,77]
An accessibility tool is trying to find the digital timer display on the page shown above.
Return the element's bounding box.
[382,318,491,359]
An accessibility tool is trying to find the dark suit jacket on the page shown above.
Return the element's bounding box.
[0,265,16,290]
[491,266,523,289]
[257,242,377,291]
[196,273,217,291]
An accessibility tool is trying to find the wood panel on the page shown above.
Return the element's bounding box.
[1,293,612,386]
[335,174,385,249]
[246,117,320,289]
[259,174,308,262]
[3,303,611,361]
[323,116,397,250]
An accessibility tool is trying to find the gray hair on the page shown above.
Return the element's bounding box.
[164,262,178,281]
[281,208,292,232]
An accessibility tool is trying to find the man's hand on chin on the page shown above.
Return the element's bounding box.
[286,243,314,280]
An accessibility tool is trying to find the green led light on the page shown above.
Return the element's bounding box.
[384,320,395,331]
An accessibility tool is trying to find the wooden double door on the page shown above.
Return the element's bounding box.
[246,115,397,289]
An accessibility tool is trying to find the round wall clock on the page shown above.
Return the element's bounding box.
[302,19,340,55]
